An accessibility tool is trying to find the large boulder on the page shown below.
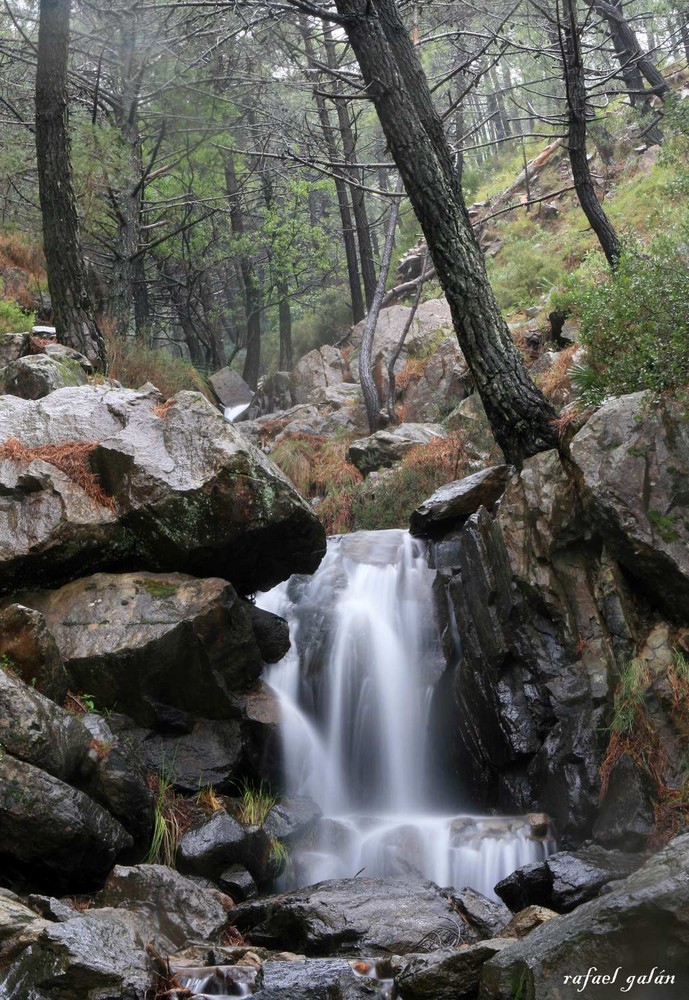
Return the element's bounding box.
[570,392,689,619]
[232,878,458,956]
[348,423,446,476]
[0,331,29,369]
[291,346,351,406]
[396,941,512,1000]
[480,834,689,998]
[494,845,647,914]
[398,336,469,423]
[0,384,325,595]
[14,572,264,725]
[349,299,453,366]
[0,754,131,889]
[0,354,86,399]
[410,466,510,538]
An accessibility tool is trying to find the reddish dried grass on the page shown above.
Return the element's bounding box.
[0,437,115,510]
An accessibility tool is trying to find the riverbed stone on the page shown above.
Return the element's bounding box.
[14,571,264,725]
[410,465,510,537]
[348,423,446,476]
[396,940,512,1000]
[0,603,68,702]
[0,354,87,399]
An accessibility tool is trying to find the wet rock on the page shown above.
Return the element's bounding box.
[177,809,249,880]
[570,391,689,619]
[96,864,230,948]
[480,834,689,998]
[0,331,29,369]
[526,813,550,838]
[0,906,155,999]
[244,602,291,663]
[349,299,453,367]
[126,718,244,792]
[0,384,325,596]
[399,337,469,423]
[0,755,131,889]
[348,423,446,476]
[501,905,558,938]
[0,891,47,955]
[0,667,89,781]
[16,572,263,725]
[258,958,383,999]
[592,753,656,851]
[396,940,512,999]
[208,366,254,414]
[40,341,94,375]
[263,797,322,844]
[451,887,511,939]
[218,864,258,901]
[232,877,458,956]
[291,346,350,405]
[0,354,87,399]
[0,603,68,702]
[494,845,647,913]
[81,713,154,845]
[410,466,510,538]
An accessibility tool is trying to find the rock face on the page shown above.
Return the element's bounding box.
[0,331,29,368]
[410,466,510,538]
[291,346,352,406]
[232,878,458,956]
[15,571,264,726]
[398,336,469,423]
[480,834,689,998]
[396,941,512,1000]
[429,448,639,842]
[571,392,689,619]
[494,845,646,913]
[0,384,325,595]
[348,423,446,476]
[0,354,87,398]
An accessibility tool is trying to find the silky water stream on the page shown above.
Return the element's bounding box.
[178,529,553,998]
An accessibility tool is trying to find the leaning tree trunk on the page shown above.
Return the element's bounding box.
[225,153,261,389]
[562,0,622,269]
[36,0,105,369]
[331,0,558,466]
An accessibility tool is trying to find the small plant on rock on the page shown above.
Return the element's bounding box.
[236,779,277,827]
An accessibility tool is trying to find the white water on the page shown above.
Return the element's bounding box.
[258,529,553,899]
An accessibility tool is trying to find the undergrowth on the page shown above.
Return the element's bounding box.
[236,779,277,827]
[145,768,193,867]
[104,329,210,401]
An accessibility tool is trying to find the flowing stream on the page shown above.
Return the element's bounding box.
[258,528,553,898]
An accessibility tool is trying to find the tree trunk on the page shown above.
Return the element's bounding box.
[279,292,293,372]
[359,191,401,432]
[35,0,105,369]
[331,0,558,466]
[590,0,669,96]
[562,0,622,268]
[300,20,365,322]
[225,153,261,389]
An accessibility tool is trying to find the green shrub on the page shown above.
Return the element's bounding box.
[487,231,566,312]
[557,229,689,405]
[0,299,34,336]
[105,330,210,400]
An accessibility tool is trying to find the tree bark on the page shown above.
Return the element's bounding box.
[561,0,622,268]
[589,0,669,96]
[331,0,558,466]
[359,190,401,432]
[35,0,105,369]
[225,153,261,389]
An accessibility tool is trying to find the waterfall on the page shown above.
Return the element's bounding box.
[258,528,553,899]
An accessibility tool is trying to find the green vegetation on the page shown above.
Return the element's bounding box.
[236,779,277,827]
[104,330,210,401]
[267,837,290,876]
[137,578,180,600]
[0,653,14,672]
[145,765,187,867]
[607,658,649,738]
[0,300,34,336]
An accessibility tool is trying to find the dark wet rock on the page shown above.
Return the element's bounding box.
[96,864,230,948]
[0,755,131,889]
[232,877,458,956]
[218,864,258,902]
[25,894,75,922]
[592,752,656,851]
[348,423,446,476]
[451,887,511,940]
[257,958,382,999]
[0,906,155,999]
[396,941,512,1000]
[177,809,249,880]
[0,354,87,399]
[570,391,689,619]
[208,366,254,412]
[494,845,647,914]
[410,466,510,538]
[430,448,640,843]
[263,797,322,844]
[244,602,291,663]
[16,572,263,725]
[0,384,325,596]
[127,718,244,792]
[81,714,154,845]
[0,891,46,955]
[480,833,689,998]
[0,603,68,702]
[0,667,89,781]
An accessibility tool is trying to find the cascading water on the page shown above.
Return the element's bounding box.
[258,528,554,899]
